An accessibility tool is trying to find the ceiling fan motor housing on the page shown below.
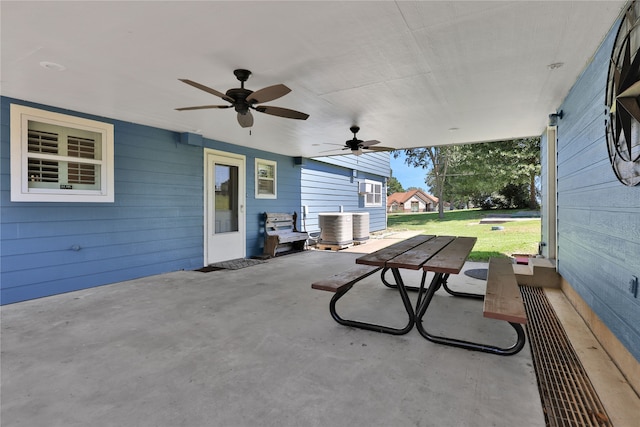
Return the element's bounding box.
[225,87,253,113]
[347,126,363,150]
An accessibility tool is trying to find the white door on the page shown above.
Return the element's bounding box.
[204,149,246,265]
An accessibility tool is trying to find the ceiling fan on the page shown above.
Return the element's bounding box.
[327,126,393,156]
[176,69,309,128]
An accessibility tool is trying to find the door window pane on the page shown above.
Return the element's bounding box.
[215,164,239,233]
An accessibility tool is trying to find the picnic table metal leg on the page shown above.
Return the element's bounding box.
[441,277,485,299]
[380,267,423,292]
[415,273,527,356]
[329,268,415,335]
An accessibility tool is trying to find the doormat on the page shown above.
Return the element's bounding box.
[196,258,267,272]
[195,266,225,272]
[463,268,488,280]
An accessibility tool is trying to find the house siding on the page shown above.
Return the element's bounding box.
[311,152,391,177]
[300,154,389,234]
[553,19,640,361]
[0,97,303,304]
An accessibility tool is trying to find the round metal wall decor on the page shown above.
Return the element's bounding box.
[605,1,640,186]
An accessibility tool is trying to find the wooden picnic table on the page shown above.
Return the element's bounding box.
[312,234,527,356]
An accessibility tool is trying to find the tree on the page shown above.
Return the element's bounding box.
[396,138,541,216]
[387,173,405,195]
[395,146,455,219]
[440,138,541,209]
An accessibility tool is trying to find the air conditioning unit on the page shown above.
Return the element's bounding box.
[318,213,353,245]
[358,182,370,195]
[351,212,370,242]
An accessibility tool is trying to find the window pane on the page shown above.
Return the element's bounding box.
[28,159,59,185]
[258,179,274,195]
[215,164,239,233]
[28,129,58,154]
[258,163,274,179]
[68,136,96,159]
[68,163,96,185]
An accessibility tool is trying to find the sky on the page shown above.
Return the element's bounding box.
[389,152,431,193]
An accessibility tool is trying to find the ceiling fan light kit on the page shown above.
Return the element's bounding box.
[176,69,309,128]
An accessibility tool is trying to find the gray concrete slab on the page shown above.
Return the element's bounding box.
[1,250,544,427]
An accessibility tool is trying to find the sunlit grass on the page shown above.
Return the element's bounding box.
[387,209,540,262]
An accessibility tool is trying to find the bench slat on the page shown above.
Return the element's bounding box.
[277,233,310,243]
[265,213,295,220]
[266,229,299,236]
[483,258,527,324]
[312,265,382,293]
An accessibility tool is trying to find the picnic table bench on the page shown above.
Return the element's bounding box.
[415,255,527,355]
[482,257,528,352]
[263,212,309,257]
[311,264,384,330]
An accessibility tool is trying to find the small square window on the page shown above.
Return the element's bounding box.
[11,104,114,202]
[255,158,277,199]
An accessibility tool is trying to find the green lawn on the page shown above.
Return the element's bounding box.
[386,209,540,262]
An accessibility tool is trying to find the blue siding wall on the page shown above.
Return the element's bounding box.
[312,151,391,177]
[554,20,640,361]
[301,153,389,234]
[0,97,301,304]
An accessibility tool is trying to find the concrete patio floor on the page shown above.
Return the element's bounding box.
[1,238,546,426]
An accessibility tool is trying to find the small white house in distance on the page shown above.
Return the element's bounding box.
[387,189,439,213]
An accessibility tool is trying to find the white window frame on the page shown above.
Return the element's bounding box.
[255,158,277,199]
[361,179,382,207]
[10,104,114,202]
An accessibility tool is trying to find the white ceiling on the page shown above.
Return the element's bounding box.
[1,1,626,158]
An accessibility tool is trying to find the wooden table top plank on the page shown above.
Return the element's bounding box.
[356,235,435,266]
[423,236,477,274]
[386,236,456,270]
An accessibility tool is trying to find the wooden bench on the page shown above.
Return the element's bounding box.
[311,265,382,293]
[312,264,417,335]
[263,212,309,257]
[483,257,528,325]
[473,257,528,355]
